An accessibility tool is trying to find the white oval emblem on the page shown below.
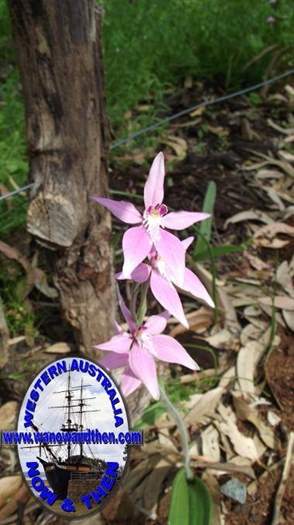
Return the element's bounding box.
[17,357,130,517]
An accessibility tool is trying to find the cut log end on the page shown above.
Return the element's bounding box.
[27,192,79,247]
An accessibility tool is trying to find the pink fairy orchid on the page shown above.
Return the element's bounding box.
[93,152,209,285]
[95,292,199,400]
[116,237,214,328]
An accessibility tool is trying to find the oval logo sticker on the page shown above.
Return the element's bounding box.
[17,357,130,518]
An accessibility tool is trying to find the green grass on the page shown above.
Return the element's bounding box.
[102,0,294,133]
[134,372,220,430]
[0,256,38,338]
[0,0,293,236]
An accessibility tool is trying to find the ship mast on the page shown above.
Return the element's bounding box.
[63,371,75,460]
[49,370,99,462]
[79,380,84,457]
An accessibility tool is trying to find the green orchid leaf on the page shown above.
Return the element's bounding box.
[194,181,217,258]
[169,469,212,525]
[195,243,245,261]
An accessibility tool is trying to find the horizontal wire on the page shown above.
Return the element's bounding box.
[1,68,293,203]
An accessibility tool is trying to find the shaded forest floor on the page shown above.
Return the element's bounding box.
[0,80,293,524]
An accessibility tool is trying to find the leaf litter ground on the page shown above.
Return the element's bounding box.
[0,80,293,525]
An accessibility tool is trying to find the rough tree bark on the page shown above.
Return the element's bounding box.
[9,0,115,354]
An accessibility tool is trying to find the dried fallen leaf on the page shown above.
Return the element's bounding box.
[258,296,294,310]
[0,476,22,509]
[45,342,71,354]
[267,410,281,427]
[0,241,58,299]
[0,483,30,520]
[244,251,271,271]
[246,151,294,177]
[205,329,235,350]
[240,323,266,346]
[233,393,275,449]
[224,210,273,229]
[0,241,30,272]
[283,310,294,331]
[207,124,229,137]
[170,307,213,337]
[143,458,172,515]
[190,105,205,118]
[253,222,294,248]
[191,458,255,479]
[219,367,236,389]
[184,387,224,426]
[0,401,18,430]
[202,472,223,525]
[156,413,178,452]
[162,135,188,160]
[267,118,294,136]
[255,168,284,180]
[236,341,265,396]
[202,425,221,462]
[217,285,241,335]
[217,404,259,461]
[276,261,294,297]
[124,456,160,493]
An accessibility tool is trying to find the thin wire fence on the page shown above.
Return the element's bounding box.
[0,68,293,203]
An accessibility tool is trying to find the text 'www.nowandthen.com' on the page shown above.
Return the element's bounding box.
[0,429,144,446]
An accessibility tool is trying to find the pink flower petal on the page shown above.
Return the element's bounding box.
[92,196,142,224]
[150,270,188,328]
[154,229,185,285]
[182,268,215,308]
[152,334,199,370]
[94,334,132,353]
[144,312,170,335]
[144,152,165,208]
[182,236,194,252]
[120,367,142,397]
[162,211,210,230]
[131,263,151,283]
[122,226,153,277]
[116,263,151,283]
[99,352,129,370]
[129,343,160,400]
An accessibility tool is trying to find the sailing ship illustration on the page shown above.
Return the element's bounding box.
[25,372,106,499]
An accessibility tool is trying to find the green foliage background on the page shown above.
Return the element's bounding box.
[0,0,293,210]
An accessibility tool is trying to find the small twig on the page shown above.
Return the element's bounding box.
[271,432,294,525]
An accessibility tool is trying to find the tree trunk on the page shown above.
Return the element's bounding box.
[9,0,115,354]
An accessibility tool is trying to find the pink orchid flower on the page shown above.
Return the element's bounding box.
[116,237,214,328]
[95,292,198,400]
[93,152,209,285]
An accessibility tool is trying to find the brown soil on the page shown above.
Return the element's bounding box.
[265,332,294,431]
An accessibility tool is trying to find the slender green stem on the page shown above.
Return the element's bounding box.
[160,383,193,480]
[130,283,140,321]
[136,281,149,325]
